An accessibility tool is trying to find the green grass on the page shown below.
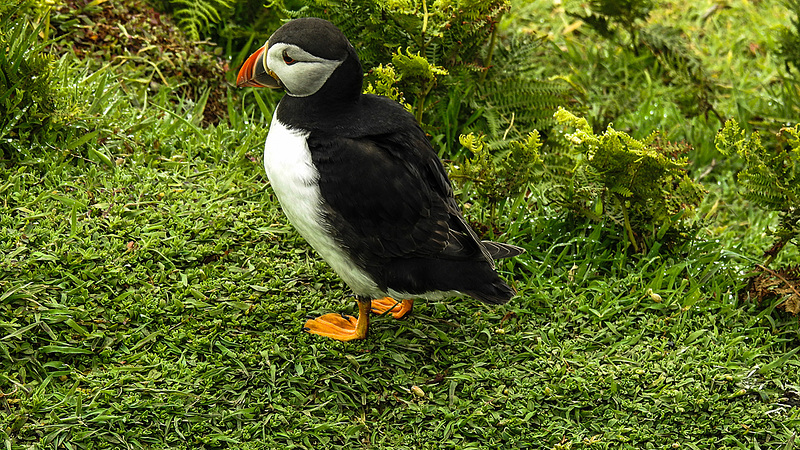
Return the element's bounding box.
[3,157,799,448]
[2,0,800,449]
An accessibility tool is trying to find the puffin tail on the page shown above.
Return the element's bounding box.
[481,241,525,260]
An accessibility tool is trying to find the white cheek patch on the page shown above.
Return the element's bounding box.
[266,43,343,97]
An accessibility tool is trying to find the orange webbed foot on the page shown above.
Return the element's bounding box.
[303,298,371,341]
[371,297,414,319]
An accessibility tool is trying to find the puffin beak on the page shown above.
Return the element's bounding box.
[236,45,282,89]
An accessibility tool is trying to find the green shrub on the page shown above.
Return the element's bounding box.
[550,108,706,251]
[450,131,542,227]
[0,1,62,161]
[0,0,131,165]
[715,119,800,264]
[470,34,570,146]
[384,48,449,124]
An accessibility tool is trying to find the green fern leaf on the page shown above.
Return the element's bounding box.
[170,0,231,40]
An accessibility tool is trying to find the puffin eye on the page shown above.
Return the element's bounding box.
[282,50,297,65]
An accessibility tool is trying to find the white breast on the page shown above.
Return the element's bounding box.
[263,116,380,296]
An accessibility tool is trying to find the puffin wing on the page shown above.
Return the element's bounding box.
[306,126,487,264]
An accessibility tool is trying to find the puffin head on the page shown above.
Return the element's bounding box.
[236,18,363,101]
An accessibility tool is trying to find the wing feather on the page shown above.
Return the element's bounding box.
[307,126,489,267]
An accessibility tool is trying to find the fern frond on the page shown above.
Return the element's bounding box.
[475,77,568,141]
[715,119,800,260]
[170,0,231,40]
[718,119,800,214]
[551,109,706,249]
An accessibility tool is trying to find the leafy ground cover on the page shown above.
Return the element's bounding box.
[1,0,799,448]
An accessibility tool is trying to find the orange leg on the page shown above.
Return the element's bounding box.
[371,297,414,319]
[303,298,371,341]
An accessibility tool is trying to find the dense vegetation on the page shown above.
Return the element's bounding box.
[1,0,799,448]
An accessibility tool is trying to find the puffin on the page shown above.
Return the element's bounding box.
[236,17,524,341]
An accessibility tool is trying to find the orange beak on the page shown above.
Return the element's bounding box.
[236,45,282,89]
